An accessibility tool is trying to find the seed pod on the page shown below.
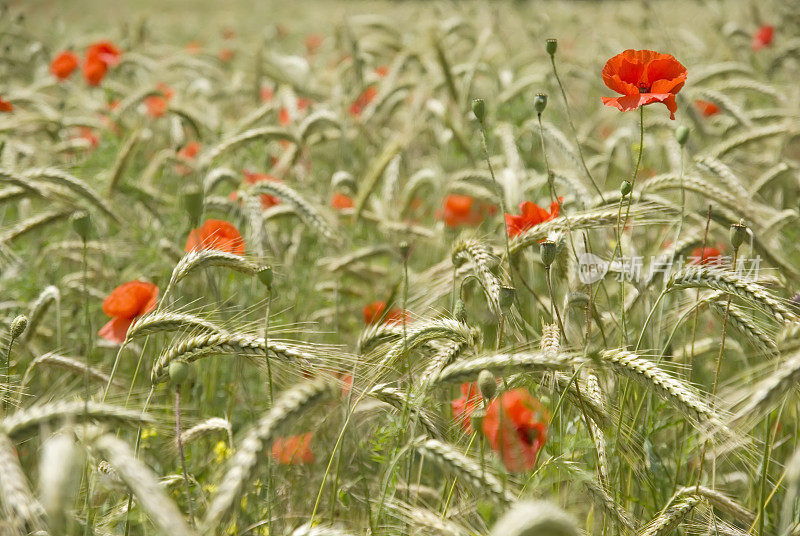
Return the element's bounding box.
[533,93,547,115]
[545,39,558,56]
[472,98,486,124]
[10,314,27,339]
[257,265,274,290]
[730,220,748,250]
[540,240,557,268]
[620,180,632,196]
[70,211,92,240]
[477,369,497,399]
[181,186,204,224]
[169,360,191,387]
[399,241,411,260]
[675,125,690,146]
[499,286,516,310]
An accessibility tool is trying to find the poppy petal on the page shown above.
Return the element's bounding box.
[98,316,134,344]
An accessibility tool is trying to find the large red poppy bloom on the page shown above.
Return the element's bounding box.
[694,99,719,117]
[0,96,12,113]
[752,25,774,50]
[505,199,560,238]
[452,383,482,433]
[482,389,549,473]
[185,219,245,255]
[601,49,687,120]
[98,281,159,344]
[271,433,314,465]
[50,50,79,80]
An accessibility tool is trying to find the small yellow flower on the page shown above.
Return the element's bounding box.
[203,483,218,495]
[214,440,232,463]
[225,521,238,535]
[141,427,158,440]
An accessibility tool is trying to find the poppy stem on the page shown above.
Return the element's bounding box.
[264,290,274,406]
[174,384,196,524]
[549,55,605,200]
[478,127,513,271]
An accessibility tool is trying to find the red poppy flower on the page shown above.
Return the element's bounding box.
[144,83,174,118]
[279,107,291,126]
[305,34,323,54]
[694,99,719,117]
[375,65,389,77]
[185,219,245,255]
[482,389,549,473]
[601,49,687,120]
[0,96,12,113]
[77,127,99,148]
[752,25,774,50]
[83,58,107,86]
[98,281,159,344]
[177,141,200,160]
[271,433,314,465]
[331,192,354,210]
[362,301,406,325]
[350,86,378,117]
[229,170,281,209]
[86,41,122,66]
[218,48,234,61]
[222,27,236,40]
[174,142,200,175]
[185,41,202,55]
[260,86,274,102]
[145,96,168,117]
[452,383,482,433]
[505,199,561,238]
[689,246,723,266]
[50,50,79,80]
[438,194,496,228]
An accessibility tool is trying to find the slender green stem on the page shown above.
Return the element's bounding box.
[549,54,604,199]
[174,385,195,524]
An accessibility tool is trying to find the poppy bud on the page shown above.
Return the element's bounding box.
[675,125,690,146]
[10,314,27,339]
[545,39,558,56]
[181,186,204,224]
[540,239,557,268]
[454,299,467,323]
[533,93,547,115]
[730,220,748,250]
[620,180,632,197]
[399,241,411,260]
[169,360,191,387]
[257,265,274,290]
[477,369,497,399]
[472,98,486,124]
[499,286,516,310]
[70,211,92,241]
